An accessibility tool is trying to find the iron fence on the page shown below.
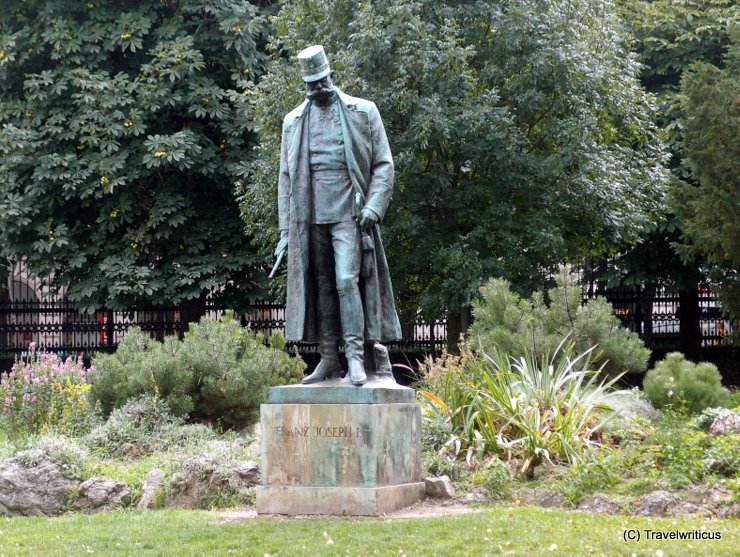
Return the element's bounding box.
[0,267,732,357]
[581,282,732,348]
[0,297,447,356]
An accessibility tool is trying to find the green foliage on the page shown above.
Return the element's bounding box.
[419,340,622,478]
[244,0,668,321]
[11,435,91,480]
[0,346,101,439]
[468,267,650,376]
[643,352,729,413]
[477,458,513,501]
[178,314,304,426]
[559,452,623,504]
[644,411,738,487]
[85,394,217,458]
[0,0,270,311]
[555,405,740,499]
[88,328,195,418]
[689,406,731,431]
[612,1,738,326]
[624,0,734,95]
[673,31,740,324]
[89,312,305,427]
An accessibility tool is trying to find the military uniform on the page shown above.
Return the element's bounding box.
[276,46,401,385]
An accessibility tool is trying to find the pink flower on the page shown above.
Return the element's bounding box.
[22,393,30,402]
[8,371,16,379]
[33,377,40,385]
[29,342,37,351]
[31,395,37,403]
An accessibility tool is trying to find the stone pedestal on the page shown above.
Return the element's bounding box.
[256,376,424,515]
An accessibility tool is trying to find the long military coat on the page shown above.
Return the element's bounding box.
[278,89,402,343]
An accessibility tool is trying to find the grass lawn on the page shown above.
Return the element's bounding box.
[1,506,738,556]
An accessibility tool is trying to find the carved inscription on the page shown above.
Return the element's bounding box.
[275,425,362,439]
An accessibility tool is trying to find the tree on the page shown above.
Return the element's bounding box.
[675,32,739,324]
[243,0,668,343]
[0,0,269,316]
[615,0,738,349]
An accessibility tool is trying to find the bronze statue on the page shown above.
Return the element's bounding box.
[273,45,401,386]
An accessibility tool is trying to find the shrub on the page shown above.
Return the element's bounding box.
[178,314,304,426]
[85,395,218,457]
[88,328,196,418]
[89,311,306,428]
[12,435,90,480]
[643,352,729,413]
[0,344,100,439]
[468,266,650,377]
[419,340,622,477]
[599,388,661,440]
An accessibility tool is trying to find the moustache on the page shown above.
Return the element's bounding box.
[306,86,336,101]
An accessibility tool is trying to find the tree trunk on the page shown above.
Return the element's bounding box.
[179,294,207,339]
[446,306,472,354]
[679,286,701,361]
[640,285,654,348]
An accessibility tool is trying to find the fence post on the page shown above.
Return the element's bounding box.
[106,309,114,352]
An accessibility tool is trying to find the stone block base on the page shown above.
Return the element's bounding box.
[256,483,426,516]
[257,379,423,516]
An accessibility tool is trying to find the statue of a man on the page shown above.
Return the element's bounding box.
[274,45,401,386]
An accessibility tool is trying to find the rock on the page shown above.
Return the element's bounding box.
[635,490,681,517]
[165,457,259,509]
[228,461,260,492]
[709,409,740,435]
[703,457,737,477]
[465,486,489,503]
[677,502,702,515]
[716,503,740,519]
[524,489,567,509]
[532,462,568,481]
[165,457,228,509]
[707,484,732,504]
[577,494,620,515]
[74,477,131,512]
[534,490,566,508]
[138,469,166,510]
[424,476,455,498]
[0,456,79,516]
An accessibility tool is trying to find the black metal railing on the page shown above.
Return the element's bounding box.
[0,271,732,357]
[0,298,448,356]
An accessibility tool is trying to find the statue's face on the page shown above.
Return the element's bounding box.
[305,75,336,105]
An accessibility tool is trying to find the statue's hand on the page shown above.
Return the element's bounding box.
[274,229,288,258]
[358,208,379,230]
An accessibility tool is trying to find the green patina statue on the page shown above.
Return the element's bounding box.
[273,45,402,386]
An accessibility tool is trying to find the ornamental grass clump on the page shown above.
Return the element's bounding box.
[0,343,100,439]
[419,340,622,478]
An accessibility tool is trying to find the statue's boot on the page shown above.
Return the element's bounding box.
[302,283,341,384]
[302,355,341,384]
[339,290,367,386]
